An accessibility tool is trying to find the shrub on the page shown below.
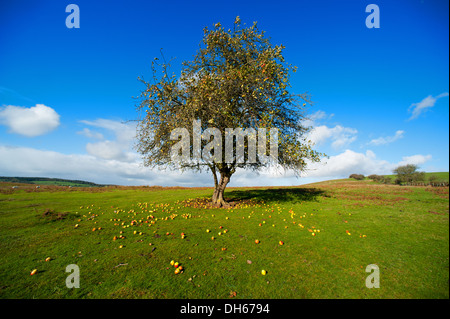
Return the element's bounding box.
[349,174,365,180]
[412,172,426,183]
[368,174,383,182]
[393,164,425,183]
[381,176,391,184]
[428,175,438,183]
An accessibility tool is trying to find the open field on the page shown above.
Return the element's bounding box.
[0,180,448,299]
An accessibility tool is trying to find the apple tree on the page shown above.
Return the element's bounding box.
[136,17,323,206]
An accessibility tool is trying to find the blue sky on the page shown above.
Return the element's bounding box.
[0,0,448,186]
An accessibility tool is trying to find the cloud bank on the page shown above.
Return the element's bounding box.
[0,114,436,187]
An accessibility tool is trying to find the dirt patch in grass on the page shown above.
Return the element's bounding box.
[39,209,69,221]
[180,197,260,209]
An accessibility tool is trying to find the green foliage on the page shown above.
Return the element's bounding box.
[136,17,323,176]
[380,176,391,184]
[349,174,365,180]
[393,164,426,184]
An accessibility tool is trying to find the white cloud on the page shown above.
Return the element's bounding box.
[79,119,137,162]
[302,149,387,178]
[369,130,405,146]
[308,125,357,149]
[77,128,104,140]
[408,92,449,120]
[86,140,129,161]
[303,110,334,127]
[303,110,357,150]
[80,119,136,144]
[0,104,60,137]
[397,154,432,167]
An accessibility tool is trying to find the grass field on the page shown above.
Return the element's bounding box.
[0,179,448,299]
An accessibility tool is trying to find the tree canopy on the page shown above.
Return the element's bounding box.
[136,17,323,206]
[393,164,425,184]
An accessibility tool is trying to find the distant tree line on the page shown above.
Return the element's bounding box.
[349,164,448,186]
[0,176,107,187]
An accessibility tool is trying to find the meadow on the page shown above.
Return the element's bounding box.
[0,179,448,299]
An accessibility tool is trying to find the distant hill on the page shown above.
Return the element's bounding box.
[0,176,110,187]
[381,172,449,183]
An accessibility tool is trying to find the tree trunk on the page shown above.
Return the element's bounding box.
[212,171,231,207]
[210,164,219,203]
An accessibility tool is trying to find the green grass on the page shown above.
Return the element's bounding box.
[0,181,448,299]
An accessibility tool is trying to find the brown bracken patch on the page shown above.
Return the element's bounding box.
[40,209,68,220]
